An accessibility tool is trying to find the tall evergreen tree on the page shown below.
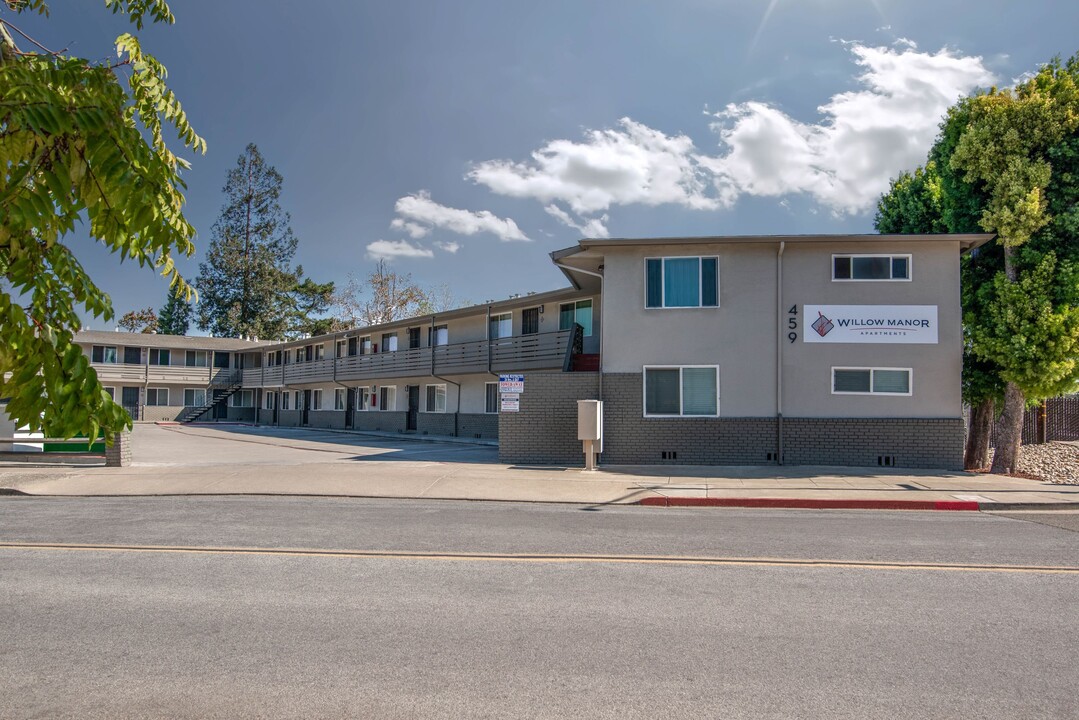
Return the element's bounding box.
[158,287,192,335]
[195,144,299,339]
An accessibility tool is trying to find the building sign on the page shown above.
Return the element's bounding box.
[500,393,520,412]
[803,305,938,344]
[499,374,525,393]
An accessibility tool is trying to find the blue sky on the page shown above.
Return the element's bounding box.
[14,0,1079,328]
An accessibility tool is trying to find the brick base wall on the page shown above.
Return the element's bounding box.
[499,372,599,464]
[783,417,964,469]
[226,407,257,423]
[417,412,457,436]
[352,412,408,433]
[459,413,498,439]
[277,409,303,427]
[308,410,346,429]
[498,372,963,469]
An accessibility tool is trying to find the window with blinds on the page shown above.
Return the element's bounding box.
[645,257,719,308]
[643,366,719,417]
[832,368,911,395]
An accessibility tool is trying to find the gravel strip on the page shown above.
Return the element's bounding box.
[1013,442,1079,485]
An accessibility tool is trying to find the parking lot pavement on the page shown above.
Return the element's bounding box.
[132,423,500,467]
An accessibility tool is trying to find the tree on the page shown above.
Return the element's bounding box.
[195,143,300,340]
[118,306,157,333]
[286,266,335,337]
[950,57,1079,473]
[876,54,1079,473]
[331,260,429,328]
[1,0,204,442]
[157,286,191,335]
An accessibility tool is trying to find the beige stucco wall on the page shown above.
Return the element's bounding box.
[599,239,963,419]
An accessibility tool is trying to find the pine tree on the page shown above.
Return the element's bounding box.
[158,287,192,335]
[195,144,299,339]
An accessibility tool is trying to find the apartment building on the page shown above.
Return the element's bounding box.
[499,232,991,469]
[76,286,598,438]
[76,232,988,469]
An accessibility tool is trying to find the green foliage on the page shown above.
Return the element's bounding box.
[0,0,204,441]
[118,306,157,333]
[966,252,1079,400]
[287,267,335,338]
[874,162,949,234]
[195,144,309,340]
[157,285,191,335]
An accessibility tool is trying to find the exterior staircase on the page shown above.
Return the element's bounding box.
[571,353,601,372]
[179,372,243,423]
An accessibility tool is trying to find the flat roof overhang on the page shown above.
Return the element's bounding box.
[575,233,995,253]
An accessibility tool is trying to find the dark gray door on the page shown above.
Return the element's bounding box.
[345,388,356,429]
[407,386,419,431]
[302,390,310,426]
[121,387,140,420]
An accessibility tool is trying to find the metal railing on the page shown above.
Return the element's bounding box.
[247,329,572,387]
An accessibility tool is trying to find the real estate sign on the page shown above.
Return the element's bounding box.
[803,305,938,344]
[499,374,525,393]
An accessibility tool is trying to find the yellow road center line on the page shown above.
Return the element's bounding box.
[0,542,1076,574]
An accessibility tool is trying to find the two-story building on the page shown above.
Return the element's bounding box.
[76,232,989,469]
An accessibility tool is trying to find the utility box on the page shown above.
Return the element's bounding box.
[577,400,603,470]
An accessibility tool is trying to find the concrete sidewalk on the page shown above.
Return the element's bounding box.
[1,423,1076,510]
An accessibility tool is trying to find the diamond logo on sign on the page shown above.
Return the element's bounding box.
[811,312,834,337]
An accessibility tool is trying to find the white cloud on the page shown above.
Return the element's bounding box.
[393,191,529,242]
[544,204,610,238]
[702,43,996,214]
[366,239,434,260]
[434,240,460,253]
[470,119,717,216]
[466,42,995,221]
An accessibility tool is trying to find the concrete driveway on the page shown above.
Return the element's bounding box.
[132,423,499,467]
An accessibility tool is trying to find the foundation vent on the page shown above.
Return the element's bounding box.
[661,451,678,461]
[878,455,897,467]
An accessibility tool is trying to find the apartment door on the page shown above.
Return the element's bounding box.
[301,390,310,426]
[406,386,419,431]
[345,388,356,429]
[121,387,140,421]
[271,392,279,425]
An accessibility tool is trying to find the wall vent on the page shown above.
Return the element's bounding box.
[878,455,897,467]
[661,451,678,461]
[766,452,777,462]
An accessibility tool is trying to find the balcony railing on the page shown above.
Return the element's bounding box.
[245,329,572,387]
[89,363,238,386]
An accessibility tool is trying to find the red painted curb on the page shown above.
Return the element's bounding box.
[637,497,981,511]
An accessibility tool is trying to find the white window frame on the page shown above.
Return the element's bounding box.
[311,389,323,411]
[281,392,290,410]
[356,386,371,411]
[644,256,720,310]
[295,390,303,408]
[231,390,253,408]
[425,383,447,413]
[265,392,274,410]
[642,365,720,418]
[558,298,595,336]
[183,388,207,407]
[146,387,169,406]
[92,345,118,364]
[185,350,209,368]
[334,388,346,411]
[379,385,397,411]
[831,254,912,282]
[484,382,499,414]
[336,339,347,358]
[831,367,913,396]
[103,386,115,400]
[489,312,512,340]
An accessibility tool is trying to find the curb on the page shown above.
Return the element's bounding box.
[637,497,982,511]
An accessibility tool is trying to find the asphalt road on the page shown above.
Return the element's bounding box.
[2,497,1078,719]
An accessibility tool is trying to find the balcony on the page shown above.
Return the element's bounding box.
[244,329,573,387]
[90,363,236,386]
